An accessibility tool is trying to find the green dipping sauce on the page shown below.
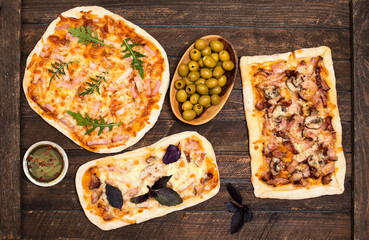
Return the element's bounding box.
[27,145,64,182]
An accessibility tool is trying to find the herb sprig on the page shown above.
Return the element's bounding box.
[66,111,121,136]
[79,66,110,96]
[48,61,78,87]
[121,38,146,79]
[224,183,253,234]
[131,175,183,206]
[68,26,113,48]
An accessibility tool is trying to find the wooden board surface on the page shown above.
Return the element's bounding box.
[0,0,21,239]
[3,0,367,238]
[353,0,369,238]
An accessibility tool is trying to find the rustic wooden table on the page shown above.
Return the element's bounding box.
[1,0,368,239]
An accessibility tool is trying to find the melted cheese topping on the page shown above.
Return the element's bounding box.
[25,11,165,152]
[250,56,338,187]
[81,137,219,222]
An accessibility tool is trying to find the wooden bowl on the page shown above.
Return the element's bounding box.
[170,35,238,125]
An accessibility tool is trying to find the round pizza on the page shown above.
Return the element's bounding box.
[23,6,170,153]
[75,131,220,230]
[240,46,346,199]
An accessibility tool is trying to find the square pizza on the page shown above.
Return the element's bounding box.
[240,46,345,199]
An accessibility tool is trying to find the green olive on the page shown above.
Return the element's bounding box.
[218,75,227,87]
[188,71,200,82]
[190,49,201,61]
[210,53,219,62]
[209,85,222,95]
[200,68,213,79]
[193,104,203,115]
[198,58,205,67]
[195,78,206,85]
[182,77,192,85]
[203,56,217,68]
[182,110,196,121]
[201,46,212,56]
[185,84,196,95]
[210,40,224,52]
[211,94,221,105]
[205,78,218,89]
[199,95,211,106]
[176,89,188,103]
[174,79,186,90]
[222,60,235,71]
[188,61,199,71]
[219,50,230,61]
[196,84,209,95]
[181,101,193,111]
[190,93,200,104]
[194,39,207,50]
[212,65,225,79]
[178,63,189,77]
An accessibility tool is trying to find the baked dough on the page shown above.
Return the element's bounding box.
[23,6,170,153]
[240,46,345,199]
[75,131,220,230]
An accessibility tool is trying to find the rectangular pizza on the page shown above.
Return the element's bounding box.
[240,46,345,199]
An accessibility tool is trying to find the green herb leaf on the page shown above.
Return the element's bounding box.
[151,175,172,190]
[154,187,183,206]
[130,193,149,204]
[79,66,110,96]
[121,38,146,79]
[106,184,123,210]
[68,26,113,48]
[47,61,78,87]
[66,110,121,136]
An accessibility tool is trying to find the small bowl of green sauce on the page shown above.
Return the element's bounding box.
[23,141,68,187]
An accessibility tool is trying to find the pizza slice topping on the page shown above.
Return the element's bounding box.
[251,56,338,187]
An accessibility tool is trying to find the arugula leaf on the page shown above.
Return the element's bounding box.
[79,66,110,96]
[66,110,121,136]
[47,60,78,87]
[68,26,113,48]
[121,38,146,79]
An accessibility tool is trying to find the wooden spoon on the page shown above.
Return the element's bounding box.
[170,35,238,125]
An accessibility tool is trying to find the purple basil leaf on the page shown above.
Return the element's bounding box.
[226,183,243,205]
[243,206,253,222]
[105,184,123,210]
[154,187,183,206]
[225,201,239,213]
[230,209,244,234]
[163,144,181,164]
[152,175,172,190]
[130,193,149,204]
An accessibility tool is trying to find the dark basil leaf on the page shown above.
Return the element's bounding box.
[130,193,149,204]
[230,209,244,234]
[226,183,243,205]
[149,189,158,198]
[163,144,181,164]
[154,187,183,206]
[105,184,123,210]
[224,201,239,213]
[152,175,172,190]
[243,206,253,222]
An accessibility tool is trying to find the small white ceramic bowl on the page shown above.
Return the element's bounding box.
[23,141,68,187]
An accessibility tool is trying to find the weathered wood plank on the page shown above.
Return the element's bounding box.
[22,210,350,239]
[21,175,352,212]
[0,0,21,239]
[21,24,351,59]
[20,118,353,152]
[21,0,350,29]
[353,1,369,239]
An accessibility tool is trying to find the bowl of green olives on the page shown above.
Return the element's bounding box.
[170,35,238,125]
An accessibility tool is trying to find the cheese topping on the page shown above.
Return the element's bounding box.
[81,136,219,222]
[25,10,166,152]
[250,56,338,187]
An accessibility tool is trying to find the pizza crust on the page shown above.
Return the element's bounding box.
[240,46,346,199]
[75,131,220,230]
[23,6,170,153]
